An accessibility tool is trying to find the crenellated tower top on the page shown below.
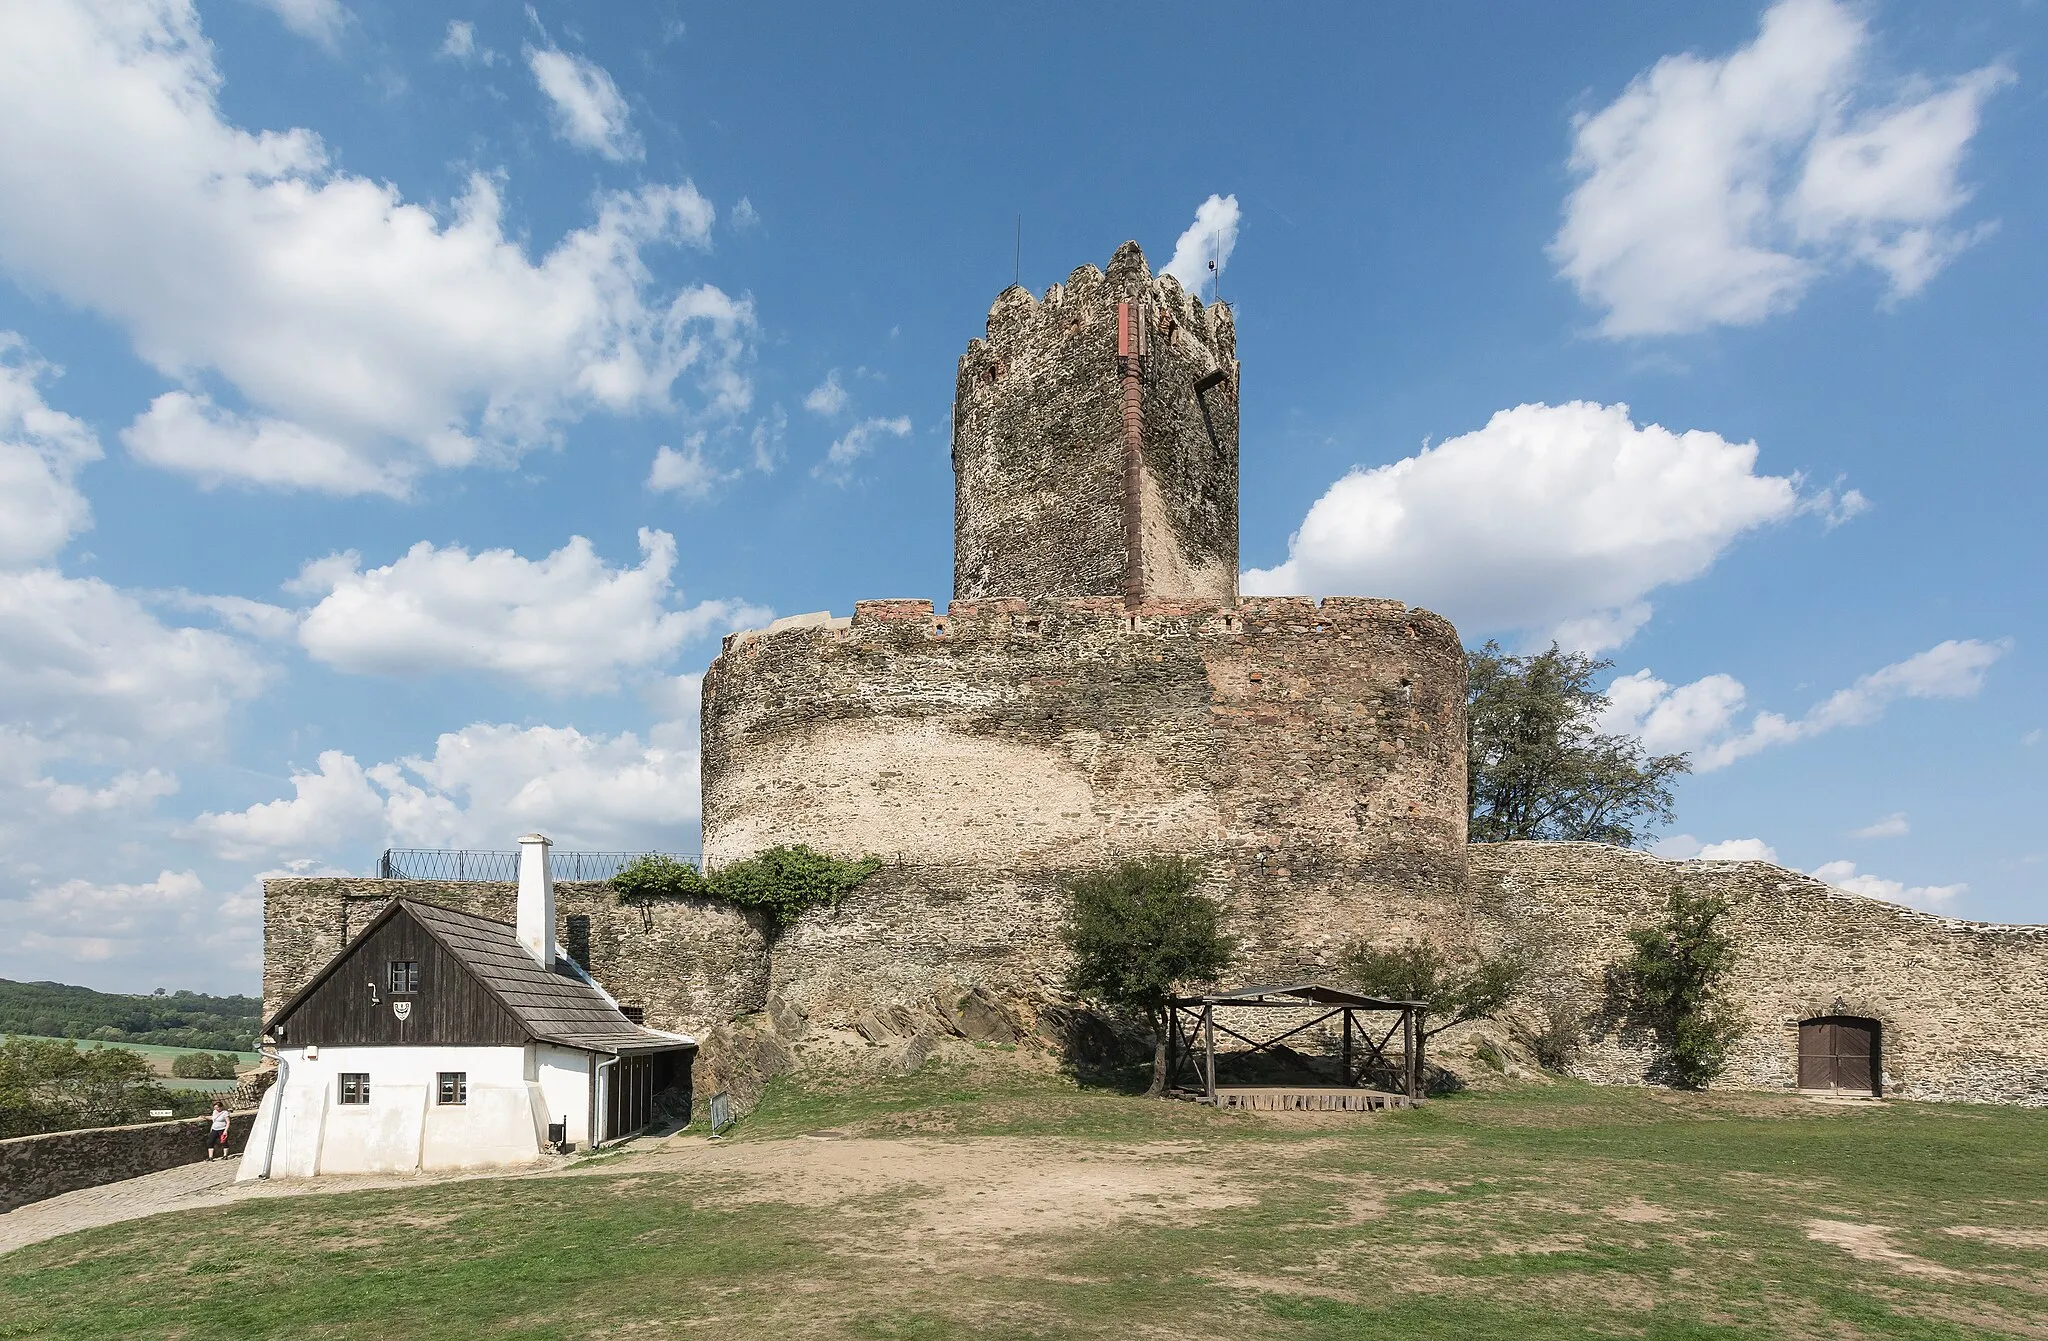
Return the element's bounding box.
[952,241,1239,606]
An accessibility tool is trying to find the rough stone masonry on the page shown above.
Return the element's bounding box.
[264,242,2048,1106]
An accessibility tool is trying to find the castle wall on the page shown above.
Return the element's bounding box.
[260,879,768,1039]
[1471,842,2048,1105]
[952,242,1237,605]
[702,593,1469,1030]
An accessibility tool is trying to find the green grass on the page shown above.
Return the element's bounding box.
[1,1034,258,1066]
[4,1064,2045,1339]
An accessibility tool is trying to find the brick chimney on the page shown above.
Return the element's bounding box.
[516,833,555,969]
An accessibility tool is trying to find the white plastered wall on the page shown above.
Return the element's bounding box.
[239,1043,583,1180]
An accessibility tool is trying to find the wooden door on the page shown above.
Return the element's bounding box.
[1798,1017,1880,1095]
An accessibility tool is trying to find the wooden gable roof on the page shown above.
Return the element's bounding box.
[266,898,693,1054]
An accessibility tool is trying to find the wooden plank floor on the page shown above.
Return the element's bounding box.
[1177,1087,1416,1112]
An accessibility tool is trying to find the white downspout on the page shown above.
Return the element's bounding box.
[257,1053,289,1180]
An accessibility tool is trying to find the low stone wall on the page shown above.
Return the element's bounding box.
[0,1113,254,1213]
[1471,842,2048,1105]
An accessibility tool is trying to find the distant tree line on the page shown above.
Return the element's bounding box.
[0,979,261,1053]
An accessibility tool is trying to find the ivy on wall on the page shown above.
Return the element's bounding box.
[612,846,882,937]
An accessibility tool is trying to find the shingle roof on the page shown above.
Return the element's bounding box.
[403,900,695,1054]
[1169,982,1423,1010]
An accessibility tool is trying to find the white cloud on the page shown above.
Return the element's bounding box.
[1652,834,1779,862]
[750,405,787,473]
[803,370,848,417]
[252,0,348,50]
[1243,401,1813,650]
[1852,812,1909,839]
[1811,859,1965,913]
[292,529,766,693]
[527,46,641,162]
[1161,193,1240,297]
[1554,0,2009,336]
[647,436,728,499]
[0,2,749,496]
[184,750,383,861]
[0,337,101,566]
[1601,638,2007,771]
[2025,729,2043,747]
[0,568,271,758]
[731,197,760,231]
[438,19,495,65]
[814,415,910,483]
[32,768,179,816]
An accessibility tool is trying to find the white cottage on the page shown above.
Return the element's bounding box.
[239,835,694,1180]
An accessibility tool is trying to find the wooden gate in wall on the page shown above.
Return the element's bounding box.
[1798,1016,1880,1096]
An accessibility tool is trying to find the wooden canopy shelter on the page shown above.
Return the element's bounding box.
[1165,983,1425,1111]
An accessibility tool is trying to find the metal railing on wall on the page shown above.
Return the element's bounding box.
[375,849,703,882]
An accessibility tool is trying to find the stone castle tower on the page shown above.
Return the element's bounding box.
[953,241,1239,606]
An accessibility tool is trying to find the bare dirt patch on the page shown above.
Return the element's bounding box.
[1805,1219,1958,1278]
[1604,1197,1674,1225]
[1943,1225,2048,1251]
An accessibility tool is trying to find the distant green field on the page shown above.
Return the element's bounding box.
[1,1035,258,1067]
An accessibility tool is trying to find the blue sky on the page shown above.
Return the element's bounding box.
[0,0,2041,993]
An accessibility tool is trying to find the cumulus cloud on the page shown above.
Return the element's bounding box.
[292,529,766,693]
[1600,638,2007,771]
[0,2,750,496]
[437,19,494,65]
[1554,0,2010,336]
[814,415,910,483]
[1243,401,1822,650]
[0,337,100,566]
[190,717,705,863]
[1811,859,1964,913]
[1161,193,1240,296]
[0,569,271,758]
[1852,812,1909,839]
[647,437,727,499]
[803,370,848,417]
[730,197,760,231]
[527,47,641,161]
[252,0,348,50]
[1653,834,1781,862]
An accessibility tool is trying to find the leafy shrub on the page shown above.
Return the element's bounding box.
[1621,886,1743,1089]
[1338,938,1527,1040]
[170,1051,241,1079]
[613,846,881,937]
[1061,855,1235,1096]
[1507,997,1586,1071]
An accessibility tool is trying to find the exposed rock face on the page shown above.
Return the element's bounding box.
[953,242,1238,606]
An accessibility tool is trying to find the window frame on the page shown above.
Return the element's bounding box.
[436,1071,467,1106]
[338,1072,371,1106]
[388,960,420,995]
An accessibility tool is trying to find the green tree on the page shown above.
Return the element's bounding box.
[1622,886,1743,1089]
[170,1051,241,1080]
[1060,856,1235,1096]
[0,1038,183,1138]
[1466,641,1690,846]
[1338,938,1527,1041]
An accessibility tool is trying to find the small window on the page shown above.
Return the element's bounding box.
[437,1072,467,1106]
[619,1005,645,1025]
[388,960,419,995]
[338,1073,370,1105]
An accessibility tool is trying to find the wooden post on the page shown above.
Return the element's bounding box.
[1341,1008,1353,1087]
[1403,1006,1416,1102]
[1203,1004,1217,1105]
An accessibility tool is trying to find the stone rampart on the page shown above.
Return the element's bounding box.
[0,1113,254,1213]
[1471,842,2048,1104]
[703,592,1470,1031]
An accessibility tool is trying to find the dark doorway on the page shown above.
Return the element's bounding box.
[1798,1016,1880,1095]
[602,1050,691,1141]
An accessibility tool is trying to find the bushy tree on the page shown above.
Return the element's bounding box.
[1622,886,1743,1089]
[1061,856,1235,1096]
[1338,938,1527,1040]
[170,1051,241,1080]
[1467,641,1689,846]
[0,1038,184,1138]
[613,846,882,937]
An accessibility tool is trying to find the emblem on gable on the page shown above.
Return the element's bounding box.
[393,1000,412,1022]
